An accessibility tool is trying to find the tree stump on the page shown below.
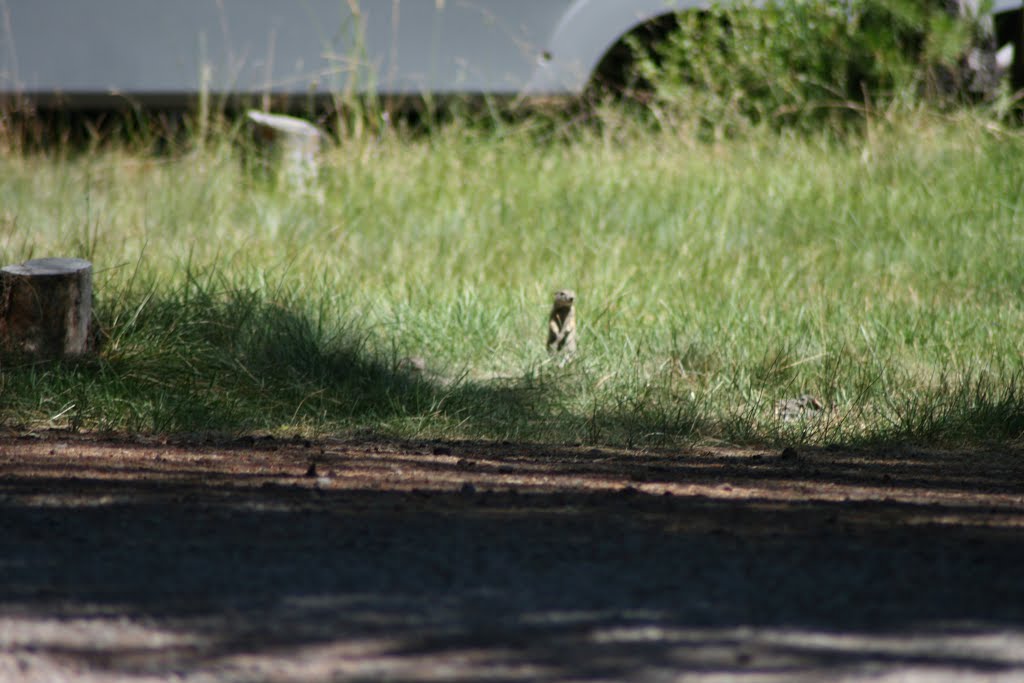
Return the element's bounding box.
[0,258,93,359]
[245,110,322,193]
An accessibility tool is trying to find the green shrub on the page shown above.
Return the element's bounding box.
[631,0,981,133]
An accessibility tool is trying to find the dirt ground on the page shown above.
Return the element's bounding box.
[1,429,1023,682]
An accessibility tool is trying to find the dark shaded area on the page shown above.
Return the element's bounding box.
[1,92,576,156]
[0,288,562,440]
[0,437,1022,680]
[590,13,681,98]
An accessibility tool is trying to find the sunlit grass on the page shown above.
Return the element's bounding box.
[1,109,1023,447]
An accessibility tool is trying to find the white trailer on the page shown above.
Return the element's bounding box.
[1,0,1021,107]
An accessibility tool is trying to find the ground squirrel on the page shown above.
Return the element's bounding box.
[547,289,577,359]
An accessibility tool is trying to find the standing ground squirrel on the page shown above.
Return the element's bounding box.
[547,289,577,359]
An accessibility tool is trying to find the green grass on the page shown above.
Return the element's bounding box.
[2,109,1024,447]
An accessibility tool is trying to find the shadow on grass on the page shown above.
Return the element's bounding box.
[871,372,1024,446]
[0,288,562,439]
[2,285,1023,447]
[0,438,1023,681]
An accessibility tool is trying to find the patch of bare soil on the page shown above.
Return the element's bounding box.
[1,430,1023,682]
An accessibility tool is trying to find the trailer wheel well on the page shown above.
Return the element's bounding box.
[588,13,682,97]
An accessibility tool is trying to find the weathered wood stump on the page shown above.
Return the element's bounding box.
[245,110,322,193]
[0,258,93,359]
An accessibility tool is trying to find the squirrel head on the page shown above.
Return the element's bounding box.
[552,289,576,309]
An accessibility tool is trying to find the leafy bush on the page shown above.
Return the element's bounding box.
[630,0,983,132]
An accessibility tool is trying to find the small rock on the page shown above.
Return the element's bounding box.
[398,356,427,373]
[776,394,824,422]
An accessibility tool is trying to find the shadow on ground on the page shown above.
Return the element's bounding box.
[0,435,1022,681]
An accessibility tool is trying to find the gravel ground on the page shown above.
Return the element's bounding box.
[0,432,1023,682]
